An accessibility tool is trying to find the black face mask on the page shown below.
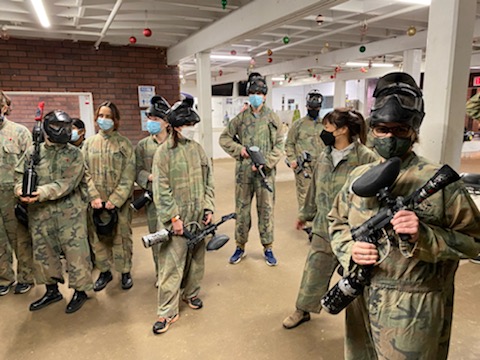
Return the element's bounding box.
[320,129,335,146]
[308,109,319,119]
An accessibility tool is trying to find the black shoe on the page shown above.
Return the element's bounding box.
[93,271,113,292]
[183,296,203,309]
[121,272,133,290]
[14,283,33,294]
[29,284,63,311]
[65,291,88,314]
[0,283,13,296]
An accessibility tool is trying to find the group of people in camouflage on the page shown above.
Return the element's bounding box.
[1,70,480,358]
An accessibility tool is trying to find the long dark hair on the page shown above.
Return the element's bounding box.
[94,101,121,130]
[323,108,367,144]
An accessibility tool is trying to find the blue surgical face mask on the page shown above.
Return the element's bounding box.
[249,94,264,108]
[70,129,80,142]
[97,118,114,131]
[147,120,161,135]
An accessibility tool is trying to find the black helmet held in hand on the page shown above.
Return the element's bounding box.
[167,99,200,128]
[246,72,268,95]
[93,204,118,236]
[306,89,323,109]
[43,110,73,144]
[146,96,171,119]
[370,72,425,132]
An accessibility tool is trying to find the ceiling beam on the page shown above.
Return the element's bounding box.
[167,0,347,65]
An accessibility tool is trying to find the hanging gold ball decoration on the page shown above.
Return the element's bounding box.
[407,25,417,37]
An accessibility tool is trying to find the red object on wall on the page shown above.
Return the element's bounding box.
[143,28,152,37]
[473,76,480,86]
[129,36,137,44]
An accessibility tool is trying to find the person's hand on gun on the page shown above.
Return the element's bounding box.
[252,164,264,172]
[203,212,213,225]
[391,209,419,243]
[352,242,379,266]
[295,219,305,230]
[105,200,115,210]
[241,147,249,159]
[18,190,40,204]
[91,198,103,209]
[290,160,298,170]
[148,173,153,182]
[172,218,184,235]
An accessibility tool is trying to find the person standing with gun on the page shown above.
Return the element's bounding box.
[0,91,35,296]
[150,99,214,334]
[15,110,93,313]
[285,89,325,213]
[134,95,170,285]
[219,72,284,266]
[328,72,480,359]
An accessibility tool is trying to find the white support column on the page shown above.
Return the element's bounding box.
[418,0,476,170]
[334,79,346,108]
[265,75,273,108]
[195,52,213,159]
[402,49,423,85]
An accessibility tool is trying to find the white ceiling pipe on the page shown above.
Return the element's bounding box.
[94,0,123,49]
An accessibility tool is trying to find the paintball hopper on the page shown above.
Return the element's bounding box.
[352,157,401,197]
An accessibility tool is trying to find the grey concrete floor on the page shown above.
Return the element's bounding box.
[1,149,480,360]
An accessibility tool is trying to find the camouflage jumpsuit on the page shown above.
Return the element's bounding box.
[219,106,284,248]
[329,153,480,360]
[0,119,34,286]
[14,142,93,291]
[135,135,165,274]
[296,142,377,313]
[152,136,214,318]
[285,115,325,211]
[83,130,135,274]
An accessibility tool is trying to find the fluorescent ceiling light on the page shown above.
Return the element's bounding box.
[31,0,51,28]
[346,62,394,68]
[272,77,285,81]
[210,54,252,61]
[396,0,431,5]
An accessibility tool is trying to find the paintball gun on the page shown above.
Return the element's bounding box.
[130,190,153,211]
[246,146,273,193]
[142,212,236,251]
[22,101,44,197]
[285,151,312,178]
[321,157,460,315]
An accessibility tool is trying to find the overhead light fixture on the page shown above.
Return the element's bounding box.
[271,77,285,81]
[346,62,394,68]
[31,0,51,28]
[210,54,252,61]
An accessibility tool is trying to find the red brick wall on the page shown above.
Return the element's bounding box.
[0,37,180,144]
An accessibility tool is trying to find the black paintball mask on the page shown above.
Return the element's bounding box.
[93,204,118,236]
[167,99,201,128]
[246,72,268,95]
[43,110,73,144]
[146,96,171,119]
[306,89,323,119]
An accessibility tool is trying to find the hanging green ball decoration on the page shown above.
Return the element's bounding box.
[359,45,366,53]
[282,36,290,44]
[221,0,227,10]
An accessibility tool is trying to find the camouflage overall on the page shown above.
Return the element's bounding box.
[219,106,284,248]
[329,153,480,360]
[83,130,135,274]
[152,136,214,318]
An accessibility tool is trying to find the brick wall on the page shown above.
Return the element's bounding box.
[0,37,180,145]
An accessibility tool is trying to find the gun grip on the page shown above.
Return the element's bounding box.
[399,233,411,242]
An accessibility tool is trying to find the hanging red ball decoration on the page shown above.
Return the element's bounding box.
[219,69,223,76]
[267,49,273,56]
[267,57,273,63]
[129,36,137,44]
[143,28,152,37]
[230,50,237,56]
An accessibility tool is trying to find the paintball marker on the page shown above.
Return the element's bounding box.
[285,151,312,178]
[22,101,44,197]
[130,190,153,211]
[246,146,273,192]
[142,212,236,251]
[321,157,460,315]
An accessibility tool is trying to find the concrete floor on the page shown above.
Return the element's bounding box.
[1,147,480,360]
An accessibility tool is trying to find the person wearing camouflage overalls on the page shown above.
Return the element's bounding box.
[283,109,377,329]
[328,72,480,360]
[0,91,35,296]
[285,89,325,213]
[135,96,170,282]
[15,110,93,313]
[151,99,214,334]
[83,101,136,291]
[219,72,284,266]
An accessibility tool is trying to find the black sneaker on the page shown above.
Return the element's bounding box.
[121,272,133,290]
[183,296,203,309]
[0,283,12,296]
[93,271,113,292]
[152,314,179,335]
[14,283,33,294]
[470,255,480,264]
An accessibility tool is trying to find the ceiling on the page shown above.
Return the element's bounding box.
[1,0,478,85]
